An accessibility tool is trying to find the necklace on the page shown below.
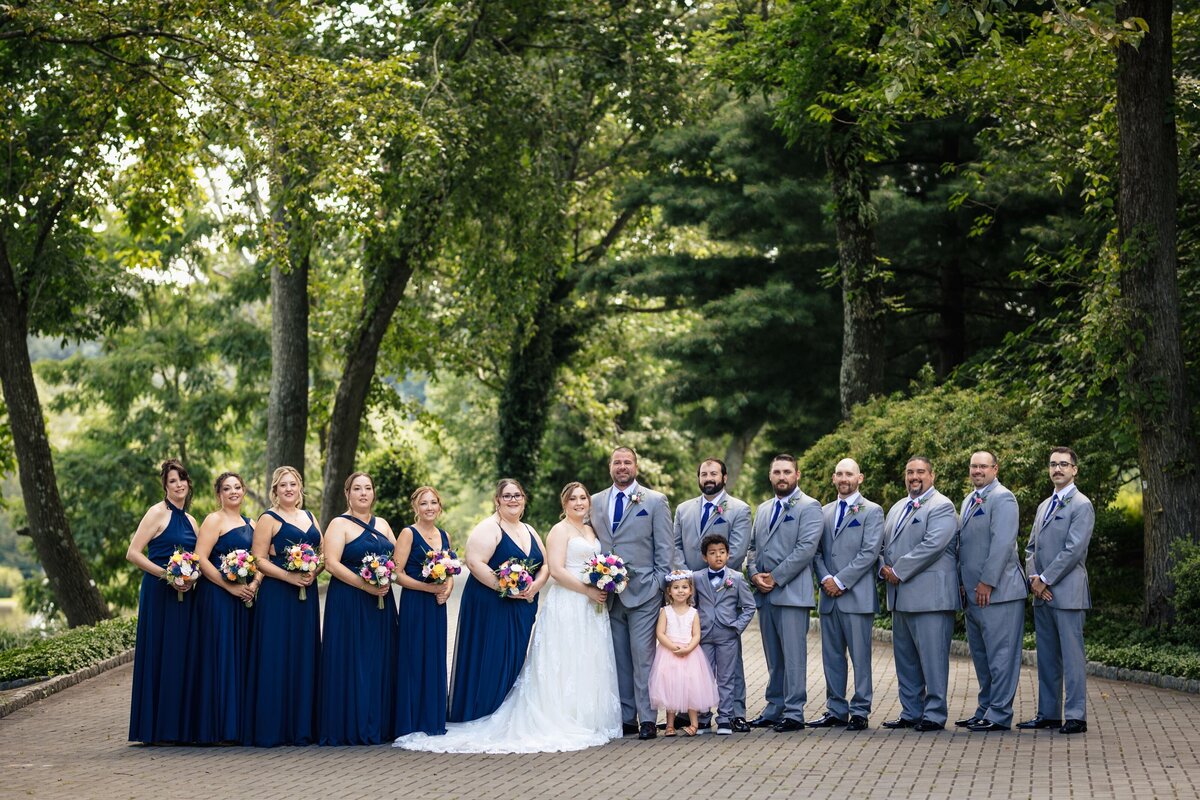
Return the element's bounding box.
[566,518,593,539]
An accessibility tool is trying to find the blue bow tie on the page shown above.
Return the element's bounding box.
[708,570,723,581]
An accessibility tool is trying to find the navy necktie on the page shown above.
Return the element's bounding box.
[835,499,847,530]
[1042,493,1060,525]
[700,501,714,532]
[769,499,783,529]
[894,500,915,537]
[612,491,625,532]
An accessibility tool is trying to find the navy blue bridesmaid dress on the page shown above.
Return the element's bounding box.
[393,526,451,736]
[242,510,321,746]
[447,524,542,722]
[188,517,253,744]
[317,516,398,745]
[129,499,199,744]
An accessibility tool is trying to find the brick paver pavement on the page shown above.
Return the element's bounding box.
[2,597,1198,800]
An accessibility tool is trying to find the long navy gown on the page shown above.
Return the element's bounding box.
[317,516,398,745]
[129,499,198,744]
[447,524,542,723]
[188,518,253,744]
[242,510,321,747]
[393,526,451,736]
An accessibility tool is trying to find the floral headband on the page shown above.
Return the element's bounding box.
[666,570,692,583]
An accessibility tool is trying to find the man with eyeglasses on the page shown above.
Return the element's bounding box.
[592,446,674,740]
[1019,446,1093,735]
[955,451,1025,732]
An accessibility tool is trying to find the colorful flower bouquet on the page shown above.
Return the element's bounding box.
[581,551,628,612]
[162,547,200,601]
[218,548,258,608]
[360,552,396,609]
[495,557,538,598]
[282,542,320,601]
[422,549,463,584]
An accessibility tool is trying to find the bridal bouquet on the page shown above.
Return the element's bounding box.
[495,557,538,598]
[218,548,258,608]
[282,542,321,601]
[422,549,463,584]
[359,552,396,609]
[582,552,628,612]
[162,547,200,601]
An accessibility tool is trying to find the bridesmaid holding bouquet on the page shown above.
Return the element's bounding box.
[189,471,258,744]
[318,471,399,745]
[243,466,322,747]
[127,459,201,744]
[393,486,457,736]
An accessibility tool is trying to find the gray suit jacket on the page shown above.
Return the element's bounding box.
[674,494,751,571]
[593,485,674,608]
[1026,488,1093,610]
[746,492,822,608]
[957,481,1027,604]
[881,489,959,612]
[693,568,756,638]
[814,496,885,615]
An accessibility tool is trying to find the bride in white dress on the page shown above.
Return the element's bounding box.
[394,482,622,753]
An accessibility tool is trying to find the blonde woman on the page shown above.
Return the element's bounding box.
[243,466,323,746]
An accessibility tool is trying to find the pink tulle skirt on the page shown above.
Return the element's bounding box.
[648,640,719,712]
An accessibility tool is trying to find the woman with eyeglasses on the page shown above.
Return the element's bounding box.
[445,479,548,723]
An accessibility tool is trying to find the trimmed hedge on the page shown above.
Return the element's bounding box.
[0,617,137,683]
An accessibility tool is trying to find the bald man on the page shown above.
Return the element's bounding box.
[810,458,885,731]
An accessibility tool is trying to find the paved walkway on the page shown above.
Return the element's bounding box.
[2,603,1198,800]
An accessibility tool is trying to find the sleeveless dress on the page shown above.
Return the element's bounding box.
[188,517,254,744]
[317,515,399,745]
[648,605,720,713]
[446,524,543,723]
[129,499,199,744]
[393,525,451,736]
[242,510,321,746]
[395,534,621,753]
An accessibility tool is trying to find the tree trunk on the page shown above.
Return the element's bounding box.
[826,121,885,418]
[723,420,763,493]
[266,224,310,486]
[1115,0,1200,627]
[0,253,109,627]
[319,255,416,528]
[936,251,966,378]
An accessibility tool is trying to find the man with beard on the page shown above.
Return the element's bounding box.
[1019,447,1093,735]
[879,456,959,732]
[810,457,885,732]
[673,457,752,732]
[746,454,823,732]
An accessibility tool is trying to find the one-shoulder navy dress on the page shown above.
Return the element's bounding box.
[447,524,542,722]
[242,510,321,746]
[129,499,198,744]
[393,525,451,736]
[318,516,398,745]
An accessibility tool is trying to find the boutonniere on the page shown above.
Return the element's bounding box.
[628,491,645,505]
[1059,495,1072,507]
[714,499,727,516]
[786,495,801,509]
[848,503,862,515]
[911,498,923,510]
[720,577,734,591]
[972,494,986,507]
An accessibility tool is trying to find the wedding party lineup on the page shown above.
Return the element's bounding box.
[127,444,1092,750]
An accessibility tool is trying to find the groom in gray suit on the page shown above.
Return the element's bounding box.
[1019,446,1093,735]
[955,450,1026,732]
[746,454,822,732]
[592,446,675,740]
[880,456,959,731]
[810,457,884,732]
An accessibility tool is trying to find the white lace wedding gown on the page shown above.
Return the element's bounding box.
[393,535,622,753]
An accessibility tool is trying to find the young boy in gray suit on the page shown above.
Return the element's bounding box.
[693,533,756,735]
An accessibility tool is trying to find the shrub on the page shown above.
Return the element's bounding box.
[0,617,137,683]
[362,445,431,529]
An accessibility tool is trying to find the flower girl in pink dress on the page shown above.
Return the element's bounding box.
[649,570,720,736]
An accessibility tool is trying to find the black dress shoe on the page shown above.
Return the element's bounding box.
[954,716,980,728]
[748,715,781,728]
[846,715,868,731]
[913,719,944,732]
[1059,719,1087,734]
[882,717,918,729]
[1016,716,1062,730]
[638,721,657,740]
[622,722,639,736]
[967,720,1010,732]
[731,717,750,733]
[772,718,805,733]
[807,713,849,728]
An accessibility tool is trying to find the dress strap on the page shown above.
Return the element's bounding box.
[262,509,285,524]
[340,514,383,538]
